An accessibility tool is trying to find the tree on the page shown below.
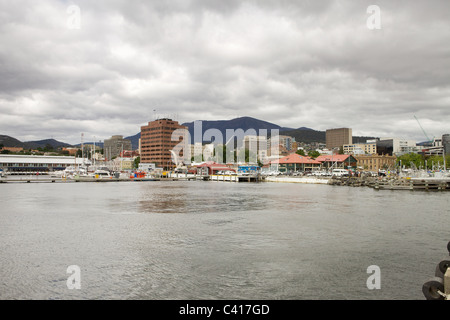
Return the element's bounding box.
[45,143,54,152]
[296,149,306,156]
[308,150,321,159]
[134,156,140,169]
[424,155,450,170]
[397,153,424,169]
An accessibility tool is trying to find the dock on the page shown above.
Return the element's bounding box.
[328,176,450,191]
[373,178,450,191]
[0,175,195,183]
[209,174,262,182]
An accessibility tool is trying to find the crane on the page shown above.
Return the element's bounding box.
[414,115,434,144]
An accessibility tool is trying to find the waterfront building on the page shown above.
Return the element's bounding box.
[140,118,188,170]
[315,154,358,170]
[343,142,377,155]
[0,147,24,153]
[195,161,234,175]
[112,157,135,171]
[326,128,352,149]
[269,153,321,173]
[62,147,79,156]
[0,154,89,172]
[354,154,397,171]
[138,162,156,172]
[104,135,132,161]
[376,138,417,156]
[267,135,295,152]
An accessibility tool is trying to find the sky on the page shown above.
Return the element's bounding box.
[1,0,449,144]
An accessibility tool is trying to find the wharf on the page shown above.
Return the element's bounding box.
[209,174,262,182]
[264,176,330,184]
[328,176,450,191]
[0,176,67,183]
[0,175,195,183]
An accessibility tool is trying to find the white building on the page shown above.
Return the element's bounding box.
[0,154,90,172]
[377,138,417,156]
[243,135,268,163]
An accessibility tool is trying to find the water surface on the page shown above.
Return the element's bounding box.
[0,180,448,299]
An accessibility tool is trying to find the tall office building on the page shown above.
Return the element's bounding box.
[443,134,450,155]
[104,135,132,161]
[140,118,188,170]
[326,128,352,149]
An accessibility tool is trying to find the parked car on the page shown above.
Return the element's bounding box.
[332,169,350,177]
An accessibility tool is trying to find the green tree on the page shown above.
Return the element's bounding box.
[424,155,450,170]
[134,156,140,169]
[397,153,424,169]
[44,143,54,152]
[296,149,306,156]
[308,150,321,158]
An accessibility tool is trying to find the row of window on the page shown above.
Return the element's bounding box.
[0,163,70,167]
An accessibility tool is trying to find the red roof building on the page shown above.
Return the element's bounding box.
[195,161,235,175]
[270,153,321,172]
[315,154,357,169]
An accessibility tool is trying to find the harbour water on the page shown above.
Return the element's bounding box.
[0,180,449,300]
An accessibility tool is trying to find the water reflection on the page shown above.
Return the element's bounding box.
[136,181,271,214]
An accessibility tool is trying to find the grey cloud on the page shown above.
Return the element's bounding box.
[0,0,449,144]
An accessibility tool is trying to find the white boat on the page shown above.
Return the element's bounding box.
[91,169,112,179]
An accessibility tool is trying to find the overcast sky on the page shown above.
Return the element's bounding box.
[1,0,449,144]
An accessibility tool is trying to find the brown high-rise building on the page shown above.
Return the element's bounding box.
[326,128,352,149]
[140,118,188,170]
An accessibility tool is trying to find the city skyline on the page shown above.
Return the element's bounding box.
[1,1,449,144]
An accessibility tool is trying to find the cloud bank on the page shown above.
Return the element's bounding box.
[1,0,449,144]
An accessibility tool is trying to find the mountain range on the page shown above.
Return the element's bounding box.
[1,116,377,151]
[0,136,73,150]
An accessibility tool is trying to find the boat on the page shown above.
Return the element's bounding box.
[91,169,112,179]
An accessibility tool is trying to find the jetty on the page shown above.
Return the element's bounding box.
[328,175,450,191]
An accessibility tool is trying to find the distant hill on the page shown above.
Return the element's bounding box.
[182,116,294,135]
[1,116,378,151]
[282,128,377,144]
[280,128,326,144]
[0,135,73,149]
[23,139,73,149]
[74,134,139,150]
[181,116,298,145]
[125,133,140,151]
[0,135,25,148]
